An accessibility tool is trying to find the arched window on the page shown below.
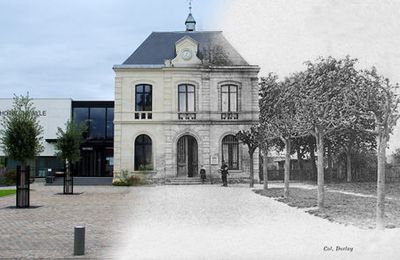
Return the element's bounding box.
[135,84,152,111]
[222,135,239,170]
[135,135,152,171]
[221,85,238,112]
[178,84,195,112]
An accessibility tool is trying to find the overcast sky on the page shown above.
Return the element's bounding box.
[0,0,224,100]
[1,0,399,151]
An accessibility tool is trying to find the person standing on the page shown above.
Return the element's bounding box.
[200,165,206,184]
[220,160,229,187]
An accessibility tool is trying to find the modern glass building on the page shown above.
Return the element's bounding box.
[72,101,114,177]
[0,99,114,178]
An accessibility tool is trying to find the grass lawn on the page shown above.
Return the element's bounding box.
[254,185,400,229]
[0,189,16,197]
[326,182,400,199]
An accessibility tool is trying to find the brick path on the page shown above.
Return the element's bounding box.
[0,182,131,259]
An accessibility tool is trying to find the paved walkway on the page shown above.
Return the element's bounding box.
[1,182,399,259]
[106,184,400,260]
[0,182,131,258]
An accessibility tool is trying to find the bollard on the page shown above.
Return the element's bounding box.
[74,225,85,256]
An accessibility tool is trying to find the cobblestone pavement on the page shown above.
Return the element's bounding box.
[0,181,131,259]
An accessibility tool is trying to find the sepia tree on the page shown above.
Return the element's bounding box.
[236,126,259,188]
[259,73,304,198]
[296,56,361,208]
[357,67,399,230]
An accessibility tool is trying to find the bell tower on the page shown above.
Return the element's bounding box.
[185,0,196,31]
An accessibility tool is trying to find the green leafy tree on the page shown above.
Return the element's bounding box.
[0,94,43,168]
[236,126,260,188]
[55,120,86,178]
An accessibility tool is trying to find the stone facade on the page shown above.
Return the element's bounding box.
[113,32,260,182]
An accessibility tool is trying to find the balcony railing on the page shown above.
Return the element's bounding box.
[221,112,239,120]
[178,112,196,120]
[134,112,152,120]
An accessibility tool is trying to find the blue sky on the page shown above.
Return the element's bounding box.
[0,0,225,100]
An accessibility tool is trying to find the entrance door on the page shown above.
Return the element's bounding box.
[177,135,198,177]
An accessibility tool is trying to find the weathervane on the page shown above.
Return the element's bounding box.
[189,0,192,13]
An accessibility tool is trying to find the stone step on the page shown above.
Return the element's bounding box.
[165,178,211,185]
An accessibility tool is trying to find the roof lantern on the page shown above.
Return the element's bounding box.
[185,0,196,31]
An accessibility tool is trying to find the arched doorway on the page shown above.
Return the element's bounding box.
[177,135,198,177]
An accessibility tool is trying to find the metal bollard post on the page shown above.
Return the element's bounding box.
[74,225,85,256]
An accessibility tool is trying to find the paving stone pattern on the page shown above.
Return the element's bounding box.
[0,183,131,259]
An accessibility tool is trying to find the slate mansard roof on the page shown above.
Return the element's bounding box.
[121,31,249,66]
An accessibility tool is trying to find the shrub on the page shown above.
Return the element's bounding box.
[112,170,147,186]
[0,169,17,185]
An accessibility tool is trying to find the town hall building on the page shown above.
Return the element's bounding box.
[112,11,260,182]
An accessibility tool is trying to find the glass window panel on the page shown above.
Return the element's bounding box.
[222,144,228,163]
[106,108,114,138]
[222,135,239,170]
[89,108,106,139]
[136,85,143,93]
[135,135,152,170]
[179,93,186,112]
[232,143,238,169]
[136,93,143,111]
[187,92,195,112]
[221,86,229,93]
[230,85,237,93]
[144,93,152,111]
[135,84,152,111]
[179,85,186,92]
[73,107,89,126]
[230,92,237,112]
[145,85,151,92]
[222,92,229,112]
[187,85,195,92]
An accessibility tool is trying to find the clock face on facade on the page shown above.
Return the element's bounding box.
[182,49,193,60]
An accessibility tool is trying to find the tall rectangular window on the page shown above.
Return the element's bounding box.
[221,85,238,112]
[106,107,114,139]
[222,135,239,170]
[89,108,106,139]
[178,84,195,112]
[135,84,152,111]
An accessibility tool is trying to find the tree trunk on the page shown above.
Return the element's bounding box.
[249,152,254,188]
[297,148,304,180]
[338,164,343,180]
[327,142,332,182]
[309,142,317,181]
[376,132,386,230]
[284,139,291,198]
[263,152,268,190]
[316,131,325,208]
[346,151,352,182]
